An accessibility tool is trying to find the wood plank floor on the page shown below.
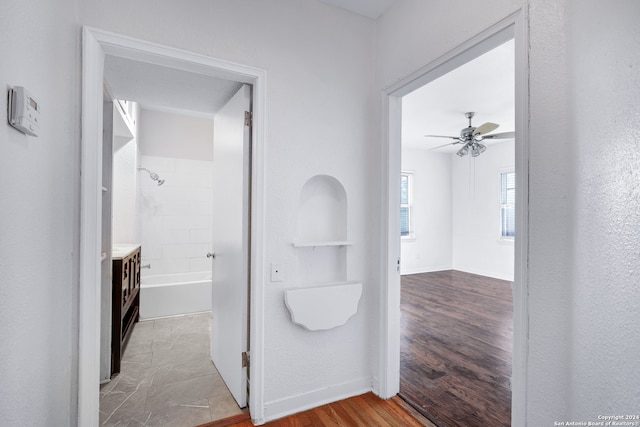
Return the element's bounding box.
[399,270,512,427]
[202,393,435,427]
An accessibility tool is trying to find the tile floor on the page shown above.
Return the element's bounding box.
[99,312,245,427]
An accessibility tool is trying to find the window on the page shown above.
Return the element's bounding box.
[500,171,515,238]
[401,172,413,238]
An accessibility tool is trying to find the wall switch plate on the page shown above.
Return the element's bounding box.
[270,263,283,282]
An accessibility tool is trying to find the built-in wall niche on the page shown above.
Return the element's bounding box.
[287,175,361,331]
[294,175,351,284]
[295,175,349,245]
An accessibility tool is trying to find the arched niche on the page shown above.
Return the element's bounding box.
[296,175,347,243]
[290,175,358,328]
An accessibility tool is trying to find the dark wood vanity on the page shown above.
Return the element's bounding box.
[111,244,141,374]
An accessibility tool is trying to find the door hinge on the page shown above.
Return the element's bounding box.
[244,111,252,127]
[397,257,401,273]
[242,351,250,368]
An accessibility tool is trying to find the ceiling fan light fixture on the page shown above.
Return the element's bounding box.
[426,112,512,158]
[457,145,469,157]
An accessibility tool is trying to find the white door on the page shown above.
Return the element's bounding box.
[210,84,251,408]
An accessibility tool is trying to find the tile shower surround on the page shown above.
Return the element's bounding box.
[140,156,214,277]
[99,313,243,426]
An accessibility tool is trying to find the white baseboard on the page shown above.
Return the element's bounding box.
[400,265,452,275]
[453,265,514,282]
[371,376,380,396]
[401,265,514,282]
[263,377,372,422]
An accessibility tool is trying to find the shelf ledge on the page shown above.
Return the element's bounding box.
[284,282,362,331]
[292,241,353,248]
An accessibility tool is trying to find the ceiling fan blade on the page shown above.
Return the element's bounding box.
[429,141,463,150]
[473,122,499,136]
[482,131,515,140]
[424,134,460,140]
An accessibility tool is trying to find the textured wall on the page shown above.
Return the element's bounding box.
[526,0,575,421]
[0,0,80,425]
[567,0,640,419]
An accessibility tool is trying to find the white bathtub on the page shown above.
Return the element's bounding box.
[140,271,212,319]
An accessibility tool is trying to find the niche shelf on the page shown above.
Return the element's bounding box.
[295,175,350,284]
[285,282,362,331]
[292,240,353,248]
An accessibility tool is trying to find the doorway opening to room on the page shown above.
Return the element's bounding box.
[80,28,266,427]
[383,18,528,427]
[399,38,515,427]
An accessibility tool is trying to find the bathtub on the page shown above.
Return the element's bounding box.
[140,271,212,319]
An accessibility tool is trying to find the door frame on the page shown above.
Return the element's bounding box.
[79,27,267,426]
[377,10,529,426]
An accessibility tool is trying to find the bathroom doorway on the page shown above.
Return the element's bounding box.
[98,85,248,424]
[79,27,266,426]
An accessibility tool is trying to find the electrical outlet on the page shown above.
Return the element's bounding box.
[270,263,283,282]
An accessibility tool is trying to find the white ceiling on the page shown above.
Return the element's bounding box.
[402,39,515,152]
[319,0,397,19]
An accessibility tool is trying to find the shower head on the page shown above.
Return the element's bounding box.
[138,167,165,186]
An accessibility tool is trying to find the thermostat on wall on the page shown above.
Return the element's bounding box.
[7,86,40,137]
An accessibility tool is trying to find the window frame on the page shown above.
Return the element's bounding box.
[400,171,415,240]
[500,169,516,240]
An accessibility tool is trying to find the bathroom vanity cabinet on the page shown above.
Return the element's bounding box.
[111,244,141,374]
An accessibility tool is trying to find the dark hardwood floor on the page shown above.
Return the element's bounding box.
[399,270,512,427]
[202,393,436,427]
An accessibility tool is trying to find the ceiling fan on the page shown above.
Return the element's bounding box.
[426,112,515,157]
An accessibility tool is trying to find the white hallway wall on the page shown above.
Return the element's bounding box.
[80,0,377,420]
[566,0,640,419]
[378,0,640,424]
[0,0,80,425]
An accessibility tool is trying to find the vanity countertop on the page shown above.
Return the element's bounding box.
[112,243,140,260]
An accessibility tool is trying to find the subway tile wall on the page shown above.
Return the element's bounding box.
[140,155,213,277]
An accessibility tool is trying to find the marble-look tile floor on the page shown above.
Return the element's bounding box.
[99,312,245,427]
